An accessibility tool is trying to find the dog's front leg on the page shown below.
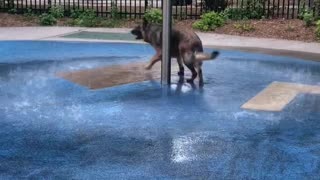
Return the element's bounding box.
[145,49,162,70]
[177,55,184,76]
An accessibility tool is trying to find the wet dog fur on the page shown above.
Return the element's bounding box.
[131,18,219,87]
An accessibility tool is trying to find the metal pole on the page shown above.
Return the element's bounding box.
[161,0,172,85]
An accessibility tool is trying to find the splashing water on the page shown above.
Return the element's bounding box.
[0,41,319,179]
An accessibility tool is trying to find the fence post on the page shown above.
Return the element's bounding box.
[161,0,172,86]
[7,0,14,9]
[145,0,148,9]
[48,0,52,8]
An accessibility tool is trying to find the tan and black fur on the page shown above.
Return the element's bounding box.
[131,18,219,86]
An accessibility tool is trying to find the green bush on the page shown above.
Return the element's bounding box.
[223,8,243,20]
[110,0,120,19]
[71,9,99,27]
[316,20,320,39]
[303,11,314,27]
[38,5,63,26]
[24,8,35,17]
[144,8,163,24]
[70,9,83,19]
[70,9,116,27]
[298,1,307,20]
[8,8,17,14]
[224,0,264,20]
[39,13,57,26]
[192,11,225,31]
[49,5,64,19]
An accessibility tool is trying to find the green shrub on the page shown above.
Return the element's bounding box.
[71,9,99,27]
[192,11,225,31]
[8,8,17,14]
[38,5,63,26]
[49,5,64,18]
[223,8,243,20]
[316,20,320,39]
[144,8,163,24]
[298,1,307,19]
[39,13,57,25]
[70,9,83,19]
[23,8,38,21]
[224,0,264,20]
[303,11,314,27]
[70,9,107,27]
[110,0,120,19]
[24,8,35,17]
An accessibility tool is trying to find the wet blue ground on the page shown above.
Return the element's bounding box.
[0,41,319,179]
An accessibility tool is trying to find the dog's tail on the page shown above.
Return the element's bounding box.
[195,51,219,62]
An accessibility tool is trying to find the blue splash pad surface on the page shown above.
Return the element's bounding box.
[0,41,319,179]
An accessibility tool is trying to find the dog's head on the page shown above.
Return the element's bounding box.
[130,25,143,40]
[130,17,149,40]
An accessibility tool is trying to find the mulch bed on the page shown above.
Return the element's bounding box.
[0,13,39,26]
[175,19,318,43]
[214,19,318,43]
[0,12,318,42]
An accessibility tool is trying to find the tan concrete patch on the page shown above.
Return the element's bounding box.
[57,61,180,89]
[241,81,320,112]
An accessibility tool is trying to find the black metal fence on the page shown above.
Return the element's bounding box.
[0,0,318,19]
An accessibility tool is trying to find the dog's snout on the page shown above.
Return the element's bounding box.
[130,29,137,34]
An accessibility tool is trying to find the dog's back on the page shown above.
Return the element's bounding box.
[174,27,204,54]
[141,23,203,57]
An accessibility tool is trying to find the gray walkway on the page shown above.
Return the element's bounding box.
[1,26,319,61]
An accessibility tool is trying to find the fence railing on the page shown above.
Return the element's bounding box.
[0,0,318,19]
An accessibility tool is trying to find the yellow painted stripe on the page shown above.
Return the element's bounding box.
[241,82,320,112]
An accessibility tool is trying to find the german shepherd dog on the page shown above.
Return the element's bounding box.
[130,18,219,87]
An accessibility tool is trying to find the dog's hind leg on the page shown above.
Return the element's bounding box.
[196,62,204,87]
[182,52,197,83]
[177,55,184,76]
